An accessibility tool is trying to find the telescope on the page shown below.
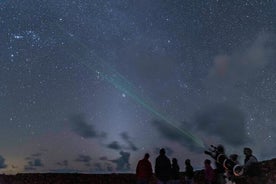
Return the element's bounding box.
[204,145,243,176]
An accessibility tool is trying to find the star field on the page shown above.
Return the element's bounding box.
[0,0,275,174]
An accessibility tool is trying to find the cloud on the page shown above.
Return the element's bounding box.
[107,141,122,150]
[106,132,138,151]
[75,154,92,167]
[24,153,44,171]
[99,156,108,161]
[207,33,275,84]
[151,119,203,152]
[24,159,44,171]
[90,162,114,173]
[203,33,276,107]
[70,114,106,139]
[31,153,42,157]
[111,151,131,172]
[34,159,43,167]
[93,162,104,172]
[197,34,275,149]
[33,159,44,167]
[56,160,69,167]
[0,155,7,169]
[120,132,138,151]
[24,166,36,171]
[195,103,249,146]
[106,163,113,172]
[239,33,275,70]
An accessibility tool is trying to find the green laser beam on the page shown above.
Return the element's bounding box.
[55,22,205,149]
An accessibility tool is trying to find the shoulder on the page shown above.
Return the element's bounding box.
[137,160,143,165]
[248,155,258,163]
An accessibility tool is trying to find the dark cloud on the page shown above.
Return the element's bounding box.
[151,119,203,152]
[106,163,113,172]
[91,162,114,173]
[120,132,130,140]
[120,132,138,151]
[26,159,44,167]
[75,154,92,167]
[24,153,44,171]
[195,103,249,146]
[107,141,122,150]
[75,154,92,162]
[93,162,104,172]
[106,132,138,151]
[0,155,7,169]
[111,151,130,172]
[99,156,108,161]
[24,166,36,171]
[70,114,106,139]
[31,153,42,157]
[56,160,69,167]
[24,158,44,171]
[33,159,44,167]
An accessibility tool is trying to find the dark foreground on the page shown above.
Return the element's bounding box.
[0,158,275,184]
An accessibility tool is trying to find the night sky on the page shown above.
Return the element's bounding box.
[0,0,276,174]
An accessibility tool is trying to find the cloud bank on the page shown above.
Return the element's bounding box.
[70,114,106,139]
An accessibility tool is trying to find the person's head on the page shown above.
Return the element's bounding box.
[217,144,225,153]
[204,159,211,166]
[230,154,238,161]
[185,159,191,165]
[243,147,252,156]
[160,148,166,155]
[144,153,150,159]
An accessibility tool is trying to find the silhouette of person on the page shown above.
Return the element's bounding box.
[243,147,261,184]
[136,153,153,184]
[204,159,215,184]
[170,158,180,184]
[185,159,194,184]
[214,145,226,184]
[155,148,171,184]
[226,154,239,183]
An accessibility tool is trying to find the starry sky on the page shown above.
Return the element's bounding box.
[0,0,276,174]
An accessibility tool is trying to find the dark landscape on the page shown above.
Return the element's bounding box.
[0,158,275,184]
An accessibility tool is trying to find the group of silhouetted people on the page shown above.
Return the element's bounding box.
[136,146,261,184]
[203,145,261,184]
[136,148,194,184]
